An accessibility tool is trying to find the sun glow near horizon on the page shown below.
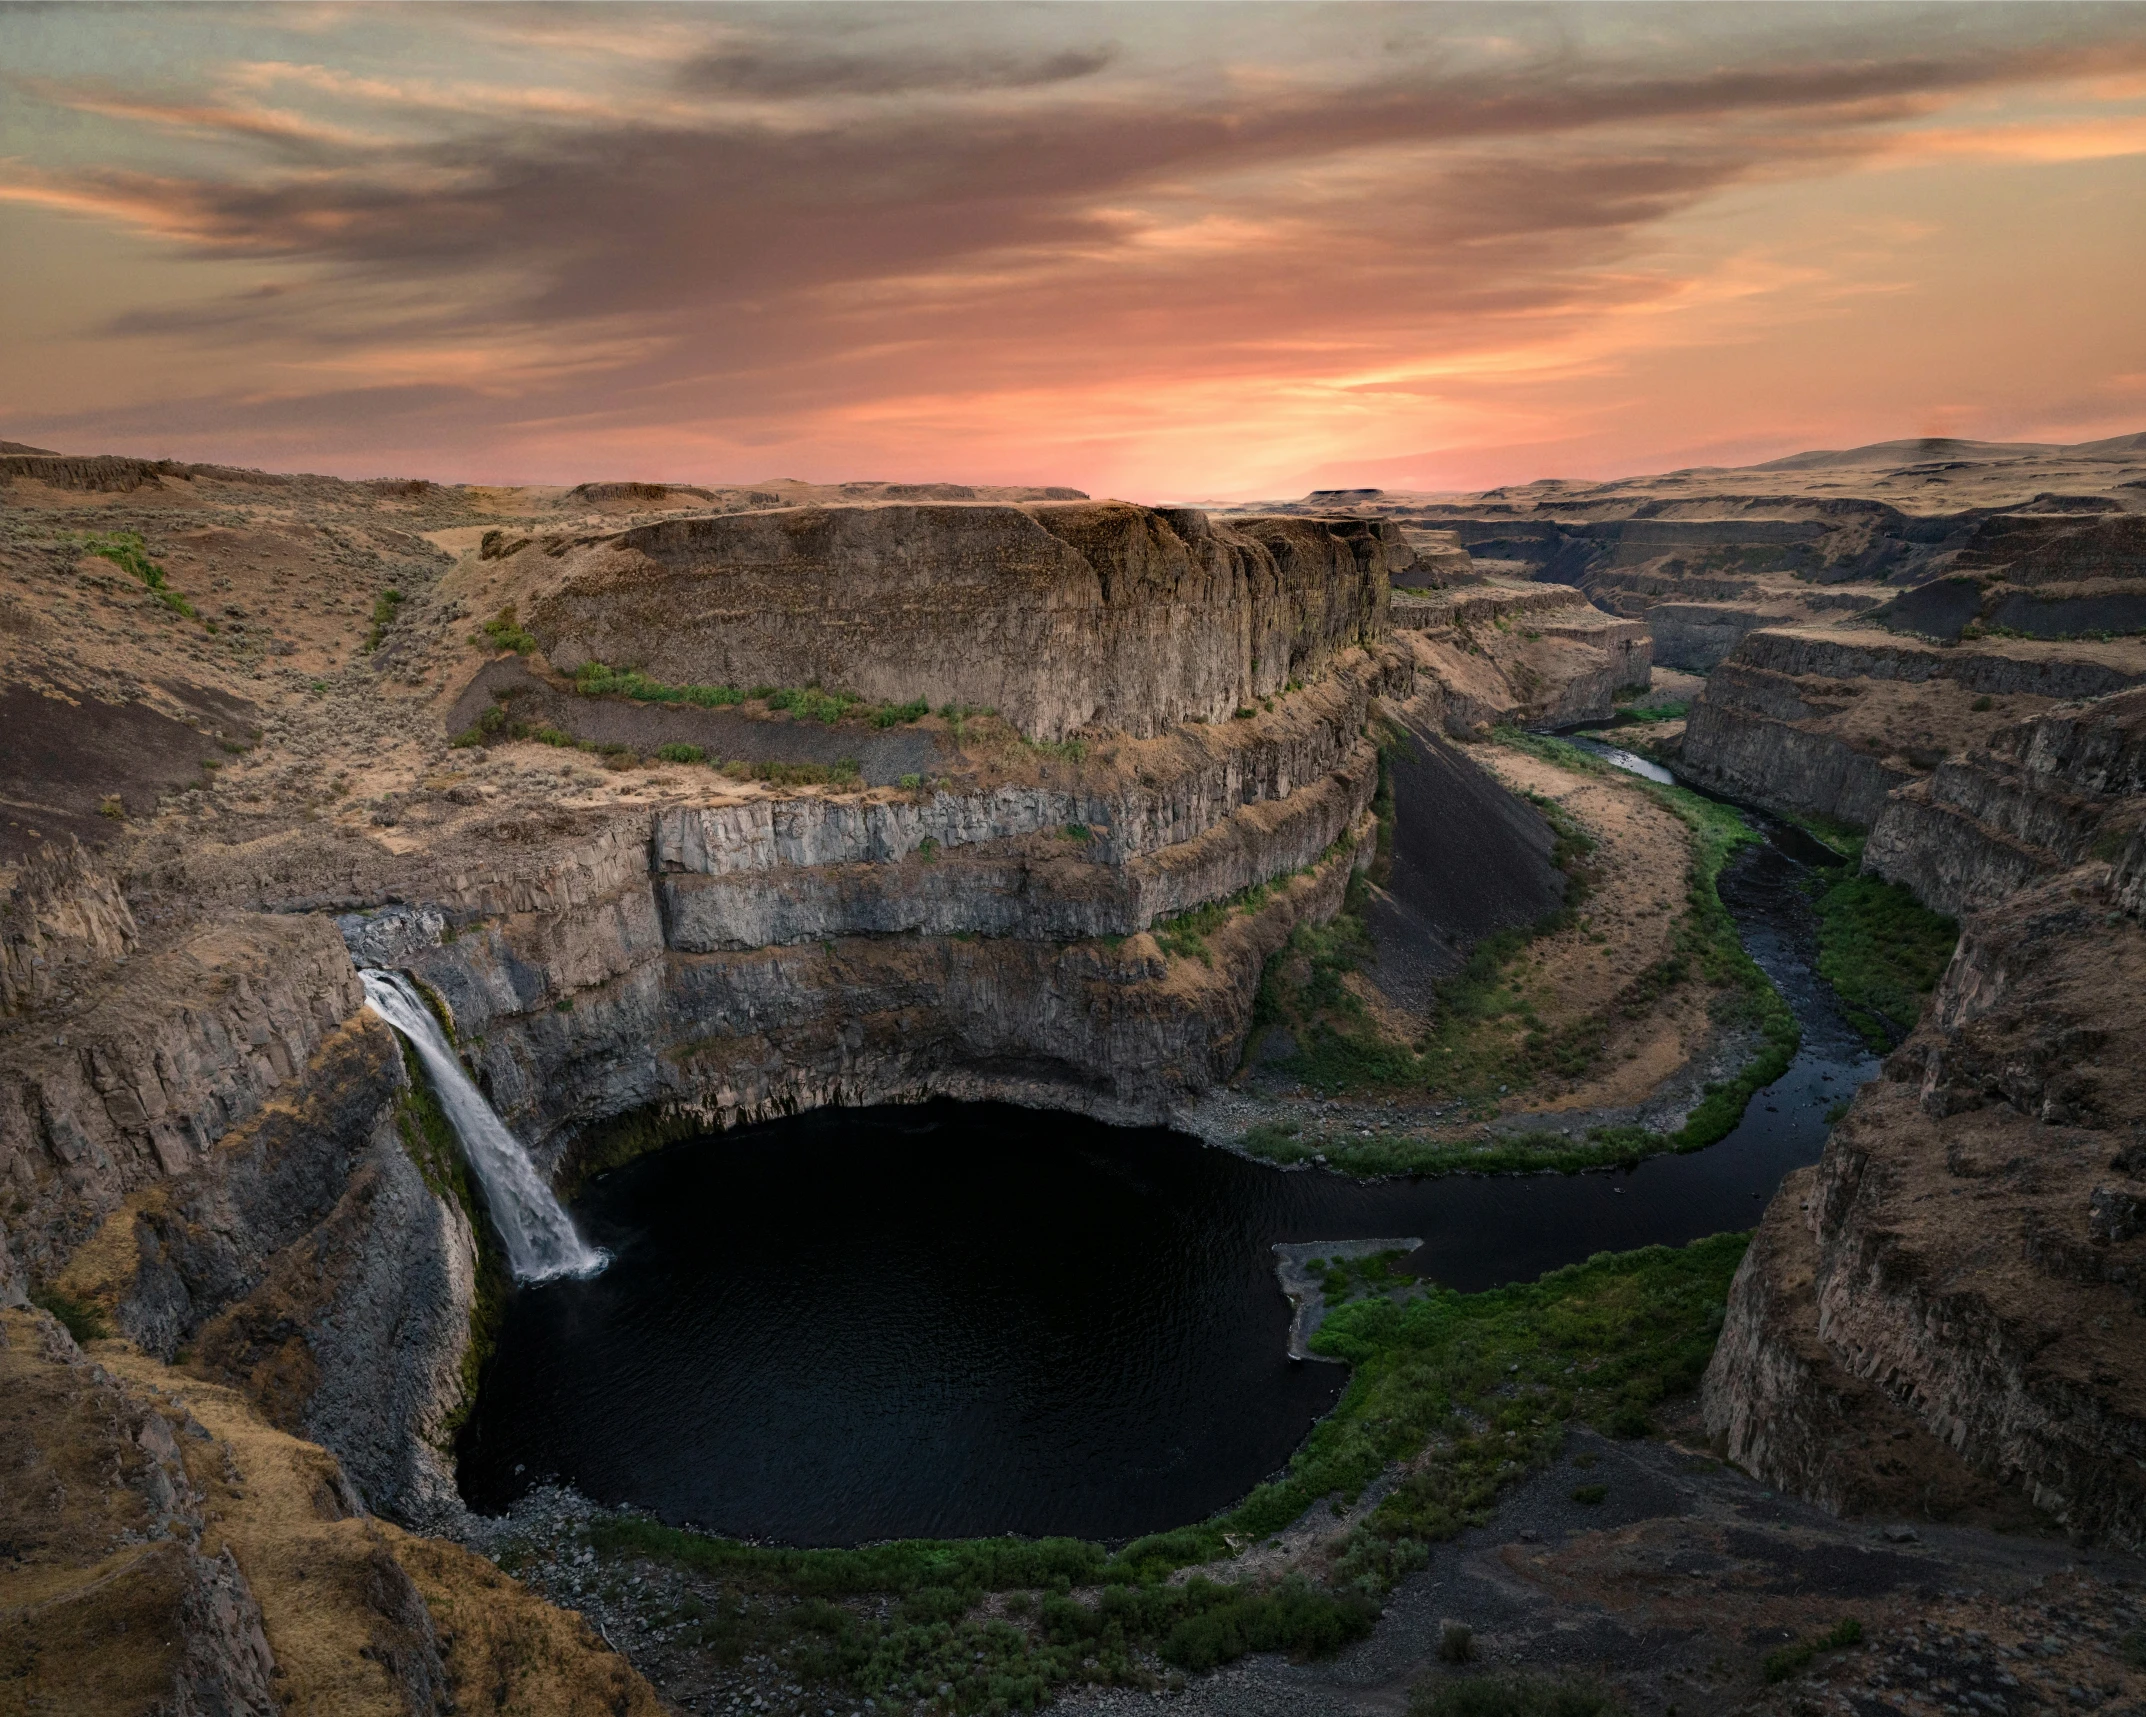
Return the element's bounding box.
[2,3,2142,498]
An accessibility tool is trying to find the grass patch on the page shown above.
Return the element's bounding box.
[566,1235,1742,1710]
[1807,871,1956,1051]
[362,588,405,652]
[571,660,931,727]
[450,700,859,785]
[81,530,199,620]
[1609,701,1688,724]
[1763,1618,1863,1683]
[1245,732,1796,1176]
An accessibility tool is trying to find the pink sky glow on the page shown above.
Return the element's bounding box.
[3,3,2143,499]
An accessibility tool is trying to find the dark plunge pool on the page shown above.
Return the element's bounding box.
[460,765,1880,1544]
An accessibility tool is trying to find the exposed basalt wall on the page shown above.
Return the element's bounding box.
[515,503,1405,741]
[1646,602,1806,673]
[387,815,1375,1165]
[0,914,366,1286]
[1865,688,2146,916]
[1390,582,1652,733]
[40,1014,477,1522]
[1707,844,2146,1546]
[1679,628,2146,828]
[1725,629,2145,699]
[1680,695,1915,826]
[1,836,138,1016]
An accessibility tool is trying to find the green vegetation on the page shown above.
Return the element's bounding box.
[1411,1674,1624,1717]
[475,601,537,654]
[1147,830,1357,965]
[1244,733,1796,1178]
[556,1235,1742,1713]
[1308,1249,1417,1308]
[30,1287,110,1345]
[1612,701,1688,724]
[570,660,931,728]
[362,587,405,652]
[1570,1483,1608,1505]
[450,700,860,785]
[1807,870,1957,1051]
[1763,1618,1863,1683]
[81,530,199,620]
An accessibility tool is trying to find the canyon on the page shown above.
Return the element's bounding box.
[4,429,2145,1717]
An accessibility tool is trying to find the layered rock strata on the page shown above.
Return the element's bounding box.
[476,503,1409,742]
[1865,688,2146,917]
[1390,581,1651,733]
[1704,667,2146,1547]
[1706,860,2146,1545]
[2,644,1423,1516]
[1679,626,2146,826]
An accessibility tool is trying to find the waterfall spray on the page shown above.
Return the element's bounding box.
[361,969,607,1283]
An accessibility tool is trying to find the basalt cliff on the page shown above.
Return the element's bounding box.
[0,449,1667,1713]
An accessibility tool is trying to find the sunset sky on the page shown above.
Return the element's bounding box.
[3,2,2144,499]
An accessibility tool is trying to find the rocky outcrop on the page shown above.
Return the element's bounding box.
[1679,626,2146,826]
[0,914,364,1282]
[1390,581,1651,732]
[1706,827,2146,1546]
[1,1308,280,1716]
[488,503,1408,741]
[0,1305,663,1716]
[0,915,478,1518]
[1865,689,2146,916]
[1,835,137,1015]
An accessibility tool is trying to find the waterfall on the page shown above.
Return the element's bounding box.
[360,969,608,1283]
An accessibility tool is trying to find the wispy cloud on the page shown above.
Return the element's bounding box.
[2,3,2142,492]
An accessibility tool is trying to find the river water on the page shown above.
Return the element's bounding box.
[457,749,1879,1544]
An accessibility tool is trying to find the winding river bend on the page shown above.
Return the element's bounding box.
[458,748,1878,1544]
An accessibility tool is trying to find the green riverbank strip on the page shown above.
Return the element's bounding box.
[1243,730,1798,1179]
[558,1234,1745,1716]
[1773,814,1957,1055]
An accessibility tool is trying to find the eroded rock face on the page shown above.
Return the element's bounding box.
[1390,581,1652,733]
[1866,688,2146,917]
[514,503,1404,741]
[1679,627,2146,827]
[0,836,138,1015]
[1706,861,2146,1546]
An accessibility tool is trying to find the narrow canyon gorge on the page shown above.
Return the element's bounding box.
[5,432,2145,1717]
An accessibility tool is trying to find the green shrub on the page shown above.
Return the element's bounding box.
[655,742,708,764]
[474,601,534,655]
[1570,1483,1607,1505]
[30,1288,109,1345]
[1157,1576,1377,1672]
[1809,871,1957,1051]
